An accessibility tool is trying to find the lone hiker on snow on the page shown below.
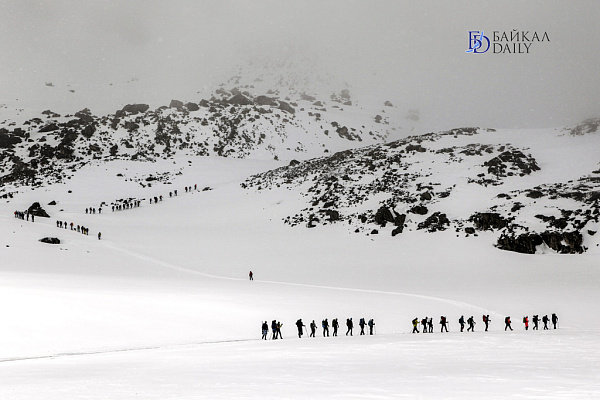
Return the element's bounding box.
[346,318,354,336]
[249,271,253,280]
[261,321,268,340]
[412,317,419,333]
[483,314,491,331]
[467,316,475,332]
[322,319,330,337]
[440,316,448,332]
[310,320,317,337]
[359,318,366,335]
[505,316,513,331]
[296,319,305,338]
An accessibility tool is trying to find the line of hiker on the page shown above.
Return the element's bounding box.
[14,210,35,222]
[110,199,142,212]
[412,314,559,333]
[85,207,102,214]
[56,220,91,236]
[262,318,376,340]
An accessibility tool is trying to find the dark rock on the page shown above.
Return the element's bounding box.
[588,230,597,236]
[185,102,200,111]
[255,95,278,106]
[465,227,476,234]
[81,124,96,138]
[289,159,300,167]
[323,209,340,221]
[227,94,252,106]
[0,131,22,148]
[417,212,450,232]
[48,201,57,205]
[497,231,584,254]
[74,108,94,124]
[420,192,433,201]
[526,190,544,199]
[371,229,379,235]
[39,123,59,133]
[470,212,509,231]
[117,104,149,117]
[199,99,210,108]
[384,100,394,107]
[28,202,50,218]
[40,237,60,244]
[169,99,184,109]
[278,101,295,114]
[409,205,428,215]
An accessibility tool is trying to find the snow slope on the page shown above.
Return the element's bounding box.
[1,127,599,398]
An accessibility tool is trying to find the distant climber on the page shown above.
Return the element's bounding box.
[310,320,317,337]
[346,318,353,336]
[262,321,268,340]
[440,316,448,332]
[322,319,329,337]
[542,315,549,330]
[523,316,529,330]
[296,319,305,338]
[249,271,253,280]
[467,316,475,332]
[359,318,366,335]
[368,318,375,335]
[552,313,558,329]
[483,314,490,331]
[332,318,339,336]
[505,316,513,331]
[532,315,539,330]
[459,315,465,332]
[412,318,419,333]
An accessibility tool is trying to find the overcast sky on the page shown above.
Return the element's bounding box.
[1,0,599,129]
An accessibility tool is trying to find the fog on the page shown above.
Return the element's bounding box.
[1,0,599,129]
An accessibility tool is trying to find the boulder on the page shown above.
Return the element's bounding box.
[39,237,60,244]
[28,202,50,217]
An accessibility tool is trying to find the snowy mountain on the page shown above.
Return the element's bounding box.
[243,122,600,254]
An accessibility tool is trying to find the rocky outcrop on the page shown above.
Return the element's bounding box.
[28,202,50,217]
[39,237,61,244]
[470,212,509,231]
[497,231,584,254]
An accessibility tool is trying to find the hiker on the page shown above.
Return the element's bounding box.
[249,271,253,281]
[368,318,375,335]
[440,316,448,332]
[86,208,89,214]
[98,232,101,240]
[523,316,529,330]
[505,316,513,331]
[359,318,366,335]
[412,318,419,333]
[532,315,539,330]
[483,314,490,331]
[310,320,317,337]
[552,313,558,329]
[346,318,353,336]
[322,319,329,337]
[467,316,475,332]
[542,315,549,330]
[262,321,268,340]
[276,321,283,339]
[459,315,465,332]
[428,317,433,333]
[271,320,278,339]
[332,318,339,336]
[296,319,305,338]
[421,317,428,333]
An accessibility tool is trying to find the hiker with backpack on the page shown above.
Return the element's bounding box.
[262,321,268,340]
[483,315,490,331]
[552,313,559,329]
[459,315,465,332]
[296,319,305,338]
[322,319,330,337]
[276,321,283,339]
[368,318,375,335]
[332,318,339,336]
[542,315,549,330]
[428,317,433,333]
[271,320,278,339]
[421,317,428,334]
[412,317,419,333]
[467,316,475,332]
[440,316,448,332]
[359,318,366,335]
[523,316,529,330]
[346,318,354,336]
[310,320,317,337]
[532,315,539,330]
[505,316,513,331]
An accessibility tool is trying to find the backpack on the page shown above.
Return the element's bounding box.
[523,317,526,323]
[483,315,487,322]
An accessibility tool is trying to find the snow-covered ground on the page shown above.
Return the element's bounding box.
[1,136,599,398]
